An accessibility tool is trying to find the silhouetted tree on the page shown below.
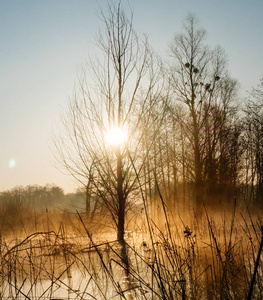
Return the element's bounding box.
[242,79,263,208]
[168,13,239,213]
[55,2,162,240]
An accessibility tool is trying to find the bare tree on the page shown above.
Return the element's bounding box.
[168,13,239,213]
[242,79,263,207]
[55,2,162,241]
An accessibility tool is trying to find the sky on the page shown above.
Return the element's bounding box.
[1,0,263,194]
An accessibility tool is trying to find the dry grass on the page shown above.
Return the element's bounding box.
[0,204,262,299]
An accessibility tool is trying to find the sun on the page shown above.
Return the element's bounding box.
[106,127,128,146]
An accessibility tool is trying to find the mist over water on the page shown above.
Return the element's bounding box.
[1,2,263,299]
[0,193,262,299]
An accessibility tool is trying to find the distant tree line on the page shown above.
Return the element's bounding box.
[0,184,64,212]
[0,184,88,214]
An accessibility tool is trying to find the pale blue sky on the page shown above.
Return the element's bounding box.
[1,0,262,193]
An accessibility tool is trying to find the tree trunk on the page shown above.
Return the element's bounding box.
[117,148,125,240]
[86,184,91,217]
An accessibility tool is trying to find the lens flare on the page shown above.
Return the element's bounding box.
[9,158,16,168]
[106,127,127,146]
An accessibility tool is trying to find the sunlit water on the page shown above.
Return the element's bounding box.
[0,232,159,299]
[0,224,261,299]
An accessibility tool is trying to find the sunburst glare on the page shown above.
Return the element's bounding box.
[105,127,128,146]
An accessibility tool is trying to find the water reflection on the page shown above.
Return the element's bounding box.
[0,231,157,299]
[0,220,256,299]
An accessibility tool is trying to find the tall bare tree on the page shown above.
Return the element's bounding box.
[55,2,162,241]
[168,13,239,213]
[242,79,263,208]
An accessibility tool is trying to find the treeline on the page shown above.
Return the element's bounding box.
[140,36,263,213]
[1,9,262,241]
[51,7,263,238]
[138,22,263,214]
[142,76,263,214]
[0,184,86,214]
[0,184,90,236]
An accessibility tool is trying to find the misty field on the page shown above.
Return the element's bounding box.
[0,199,262,300]
[1,1,263,299]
